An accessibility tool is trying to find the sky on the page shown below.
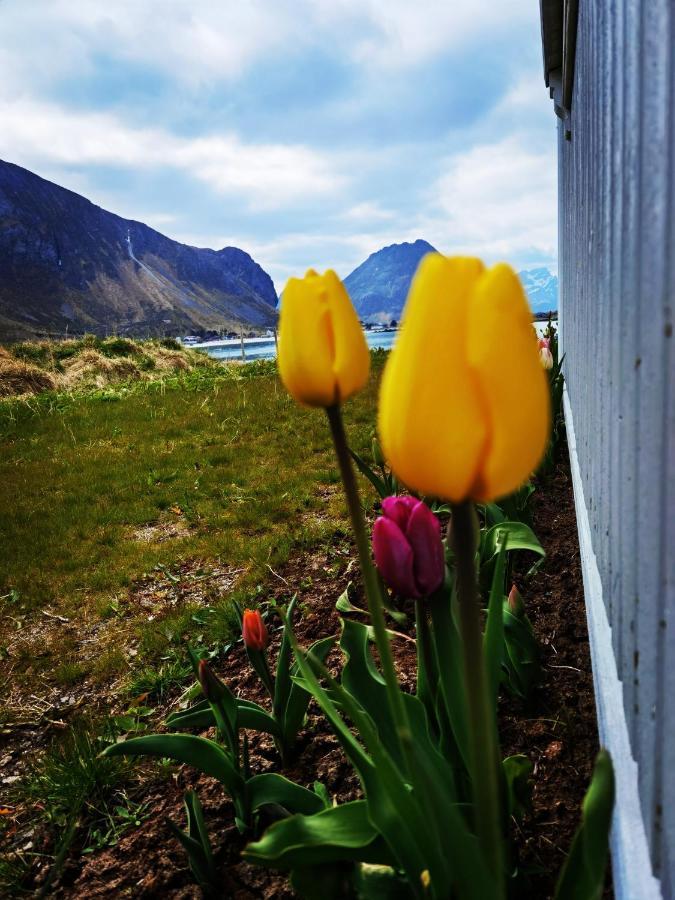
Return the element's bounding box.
[0,0,557,293]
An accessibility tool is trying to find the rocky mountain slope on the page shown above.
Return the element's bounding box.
[344,239,558,322]
[0,160,277,341]
[344,239,436,323]
[517,267,559,313]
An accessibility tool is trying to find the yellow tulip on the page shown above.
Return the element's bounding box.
[278,269,370,407]
[378,254,550,502]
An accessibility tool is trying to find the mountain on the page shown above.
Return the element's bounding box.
[0,160,278,341]
[344,239,436,323]
[344,239,558,322]
[517,267,558,312]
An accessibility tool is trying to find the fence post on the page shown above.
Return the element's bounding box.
[240,331,246,362]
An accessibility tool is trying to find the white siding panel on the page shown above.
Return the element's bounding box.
[558,0,674,891]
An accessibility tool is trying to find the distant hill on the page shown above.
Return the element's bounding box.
[343,239,558,322]
[344,239,436,323]
[0,160,278,341]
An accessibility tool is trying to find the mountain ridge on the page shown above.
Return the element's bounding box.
[0,160,278,341]
[343,239,558,322]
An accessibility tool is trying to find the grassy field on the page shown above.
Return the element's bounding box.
[0,351,386,891]
[0,354,381,706]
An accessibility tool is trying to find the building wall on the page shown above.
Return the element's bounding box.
[557,0,674,892]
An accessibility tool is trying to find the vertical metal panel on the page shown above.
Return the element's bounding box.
[558,0,675,890]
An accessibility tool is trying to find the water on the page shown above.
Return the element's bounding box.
[194,320,554,362]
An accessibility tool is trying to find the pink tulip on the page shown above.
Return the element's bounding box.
[538,336,550,350]
[372,496,445,598]
[540,346,553,370]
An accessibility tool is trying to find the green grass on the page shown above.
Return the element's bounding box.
[2,720,147,894]
[0,356,383,684]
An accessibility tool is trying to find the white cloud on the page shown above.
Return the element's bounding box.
[341,201,396,222]
[425,135,556,262]
[0,98,347,209]
[0,0,541,95]
[325,0,538,68]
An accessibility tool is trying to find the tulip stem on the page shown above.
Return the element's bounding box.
[325,405,413,765]
[450,501,504,893]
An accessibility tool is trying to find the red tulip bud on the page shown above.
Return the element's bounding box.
[508,584,525,617]
[198,658,225,701]
[242,609,269,651]
[372,496,445,599]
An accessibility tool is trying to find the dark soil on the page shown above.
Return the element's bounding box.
[50,438,601,899]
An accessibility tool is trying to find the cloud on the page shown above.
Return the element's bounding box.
[341,201,396,222]
[0,98,347,209]
[1,0,541,95]
[425,135,557,262]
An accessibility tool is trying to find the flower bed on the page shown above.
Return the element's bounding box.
[2,257,610,899]
[45,436,601,899]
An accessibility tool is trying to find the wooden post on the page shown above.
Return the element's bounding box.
[273,328,278,355]
[240,331,246,362]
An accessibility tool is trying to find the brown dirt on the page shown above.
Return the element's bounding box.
[26,440,602,898]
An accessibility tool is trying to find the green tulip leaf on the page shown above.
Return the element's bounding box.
[483,541,507,706]
[554,750,615,900]
[166,697,282,739]
[274,595,298,725]
[244,800,393,868]
[102,733,244,799]
[166,790,217,895]
[502,755,533,822]
[283,633,336,747]
[247,773,325,817]
[482,521,545,562]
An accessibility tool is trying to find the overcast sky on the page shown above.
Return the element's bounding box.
[0,1,557,292]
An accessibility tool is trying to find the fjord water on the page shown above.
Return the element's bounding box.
[196,322,551,362]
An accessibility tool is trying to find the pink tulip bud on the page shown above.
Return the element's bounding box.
[538,336,550,350]
[242,609,269,651]
[540,346,553,370]
[372,496,445,598]
[507,584,525,617]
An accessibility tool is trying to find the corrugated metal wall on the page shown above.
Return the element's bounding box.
[558,0,674,891]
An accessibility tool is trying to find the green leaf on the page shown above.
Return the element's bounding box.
[166,822,217,896]
[274,596,297,724]
[184,789,214,864]
[166,698,282,739]
[336,582,364,615]
[483,541,507,706]
[502,603,541,700]
[428,587,470,773]
[167,790,217,895]
[482,521,545,562]
[284,621,431,894]
[502,755,533,821]
[102,733,244,800]
[555,750,615,900]
[349,448,389,499]
[187,646,239,759]
[283,634,336,748]
[247,773,325,817]
[244,800,393,868]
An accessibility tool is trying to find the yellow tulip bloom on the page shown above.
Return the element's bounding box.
[278,269,370,407]
[378,254,550,502]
